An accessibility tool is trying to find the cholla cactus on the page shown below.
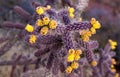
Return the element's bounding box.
[0,0,119,77]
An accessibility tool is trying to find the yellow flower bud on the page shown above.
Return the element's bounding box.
[74,55,80,61]
[81,35,90,42]
[43,5,51,11]
[108,39,117,50]
[36,6,44,15]
[49,20,57,29]
[43,17,50,25]
[46,5,51,10]
[40,26,49,35]
[111,46,116,50]
[111,68,116,73]
[79,17,82,21]
[90,27,96,34]
[69,13,74,18]
[110,64,114,69]
[108,39,117,46]
[65,66,73,74]
[36,19,43,26]
[111,58,117,65]
[29,35,37,44]
[91,60,97,66]
[25,24,34,32]
[67,54,75,62]
[71,62,79,69]
[75,49,82,55]
[114,73,119,77]
[90,18,96,25]
[68,49,75,54]
[92,21,101,29]
[84,30,92,37]
[68,7,75,13]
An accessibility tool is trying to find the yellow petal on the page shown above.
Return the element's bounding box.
[65,66,73,74]
[92,21,101,29]
[74,55,80,61]
[69,13,74,18]
[90,27,96,34]
[36,6,44,15]
[68,7,75,13]
[90,18,96,25]
[91,60,97,66]
[71,62,79,69]
[67,54,75,62]
[36,19,43,26]
[68,49,75,54]
[49,20,57,29]
[25,24,34,32]
[43,17,50,25]
[40,26,49,35]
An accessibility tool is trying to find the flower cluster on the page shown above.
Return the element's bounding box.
[79,18,101,42]
[66,49,82,73]
[68,7,75,18]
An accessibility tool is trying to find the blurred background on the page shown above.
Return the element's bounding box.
[0,0,120,77]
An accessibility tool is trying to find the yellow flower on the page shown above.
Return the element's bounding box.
[84,30,92,37]
[25,24,34,32]
[108,39,117,50]
[81,35,90,42]
[111,46,116,50]
[91,60,97,66]
[43,17,50,25]
[71,62,79,69]
[65,66,73,74]
[92,21,101,29]
[109,39,117,46]
[67,54,75,62]
[46,5,51,10]
[90,27,96,34]
[36,6,44,15]
[40,26,49,35]
[114,73,119,77]
[36,19,43,26]
[111,58,117,65]
[90,18,96,25]
[111,68,116,73]
[43,5,51,11]
[79,17,82,22]
[75,49,82,55]
[68,7,75,13]
[29,35,37,44]
[74,55,80,61]
[110,64,114,69]
[68,49,75,54]
[49,20,57,29]
[69,13,75,18]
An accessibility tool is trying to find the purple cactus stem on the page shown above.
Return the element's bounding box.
[52,57,59,75]
[3,21,25,29]
[66,21,92,31]
[37,35,62,44]
[46,53,54,69]
[85,49,96,63]
[77,39,98,50]
[34,48,50,57]
[92,67,101,77]
[14,6,31,20]
[63,31,77,50]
